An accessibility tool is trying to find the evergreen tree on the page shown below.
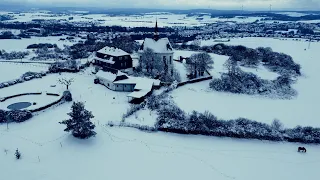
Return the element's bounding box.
[60,102,96,139]
[15,149,21,159]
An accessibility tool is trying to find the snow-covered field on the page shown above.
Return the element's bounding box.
[0,62,48,82]
[1,110,320,180]
[171,38,320,128]
[0,36,77,52]
[1,11,269,27]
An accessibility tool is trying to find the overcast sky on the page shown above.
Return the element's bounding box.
[1,0,320,10]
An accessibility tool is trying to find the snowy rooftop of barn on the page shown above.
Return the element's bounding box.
[140,38,173,54]
[96,70,126,82]
[97,46,129,57]
[119,77,159,99]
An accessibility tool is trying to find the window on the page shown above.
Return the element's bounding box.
[117,85,118,87]
[121,63,123,67]
[119,57,122,60]
[163,56,167,66]
[124,62,127,67]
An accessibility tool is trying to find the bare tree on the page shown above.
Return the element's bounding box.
[58,78,74,90]
[186,52,214,78]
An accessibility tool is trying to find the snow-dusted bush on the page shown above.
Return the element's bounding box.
[63,90,72,102]
[285,126,320,143]
[0,109,7,123]
[27,43,57,49]
[21,71,39,79]
[0,50,30,60]
[210,67,264,95]
[155,102,187,130]
[210,64,297,99]
[48,60,79,73]
[6,110,32,123]
[15,149,21,160]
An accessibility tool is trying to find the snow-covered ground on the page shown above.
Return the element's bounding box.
[1,111,319,180]
[0,68,131,123]
[0,36,320,180]
[0,36,77,52]
[0,62,48,82]
[171,38,320,128]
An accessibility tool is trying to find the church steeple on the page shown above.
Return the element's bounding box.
[154,19,159,41]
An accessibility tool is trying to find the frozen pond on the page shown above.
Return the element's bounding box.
[7,101,32,110]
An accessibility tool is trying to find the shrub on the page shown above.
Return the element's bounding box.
[21,71,39,79]
[48,60,78,73]
[27,43,57,49]
[63,90,72,102]
[6,110,32,123]
[0,109,7,123]
[15,149,21,160]
[0,51,30,60]
[155,102,187,130]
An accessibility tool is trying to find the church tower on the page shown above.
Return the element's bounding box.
[154,19,159,41]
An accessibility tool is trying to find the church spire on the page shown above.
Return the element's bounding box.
[154,19,159,41]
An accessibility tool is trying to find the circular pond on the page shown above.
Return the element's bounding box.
[7,102,32,110]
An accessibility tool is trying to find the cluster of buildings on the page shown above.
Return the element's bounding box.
[93,21,173,103]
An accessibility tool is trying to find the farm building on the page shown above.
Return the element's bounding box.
[94,46,133,70]
[95,69,160,103]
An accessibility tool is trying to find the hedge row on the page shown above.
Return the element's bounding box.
[0,92,42,102]
[0,71,47,89]
[155,103,320,144]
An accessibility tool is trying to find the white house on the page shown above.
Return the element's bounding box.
[138,20,174,75]
[96,70,135,92]
[95,69,160,102]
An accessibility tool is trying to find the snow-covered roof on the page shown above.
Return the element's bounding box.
[140,38,173,54]
[127,89,150,99]
[134,78,153,91]
[97,46,129,57]
[96,70,127,82]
